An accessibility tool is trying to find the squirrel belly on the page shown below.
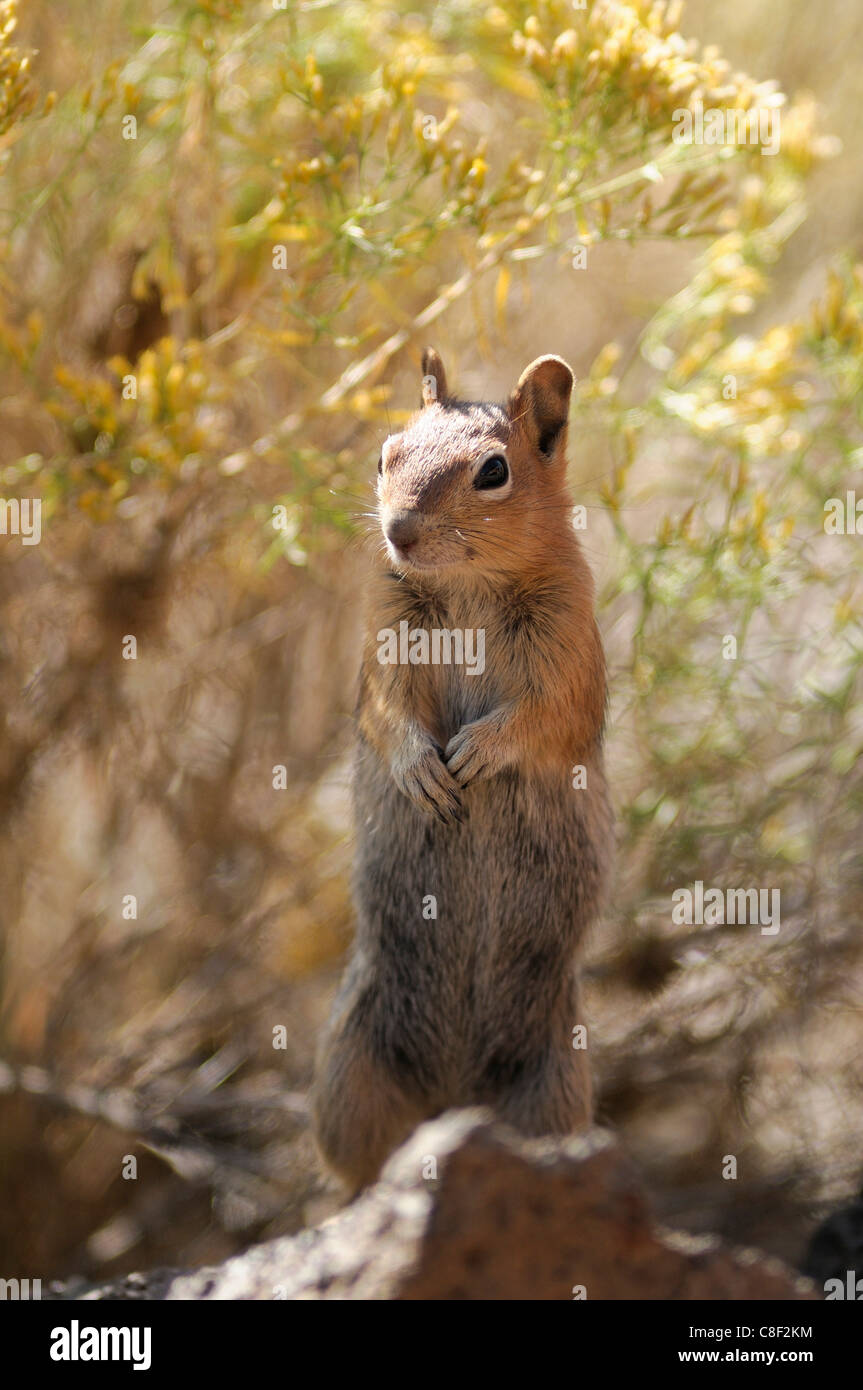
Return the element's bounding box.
[351,727,612,1089]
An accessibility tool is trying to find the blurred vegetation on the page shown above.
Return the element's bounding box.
[0,0,861,1281]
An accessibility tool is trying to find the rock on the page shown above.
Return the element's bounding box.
[47,1110,817,1301]
[802,1184,863,1289]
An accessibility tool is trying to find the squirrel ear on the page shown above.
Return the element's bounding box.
[508,355,573,456]
[421,347,448,407]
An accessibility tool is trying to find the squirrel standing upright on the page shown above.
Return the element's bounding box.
[312,348,613,1191]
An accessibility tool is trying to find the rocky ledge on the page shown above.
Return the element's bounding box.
[47,1110,817,1301]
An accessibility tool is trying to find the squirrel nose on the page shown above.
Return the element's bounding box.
[384,510,421,550]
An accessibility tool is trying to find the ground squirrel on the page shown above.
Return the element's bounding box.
[312,348,613,1191]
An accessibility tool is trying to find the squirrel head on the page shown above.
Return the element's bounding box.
[377,347,574,578]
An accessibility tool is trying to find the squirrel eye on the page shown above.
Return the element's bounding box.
[377,454,383,476]
[474,454,509,490]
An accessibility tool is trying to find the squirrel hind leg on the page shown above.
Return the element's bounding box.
[311,1037,432,1194]
[485,1044,593,1140]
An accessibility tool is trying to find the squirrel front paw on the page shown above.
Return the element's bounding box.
[392,733,465,825]
[444,714,510,789]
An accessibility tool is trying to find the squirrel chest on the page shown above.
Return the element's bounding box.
[370,578,550,749]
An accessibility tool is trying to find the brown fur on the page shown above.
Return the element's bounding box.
[312,349,613,1192]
